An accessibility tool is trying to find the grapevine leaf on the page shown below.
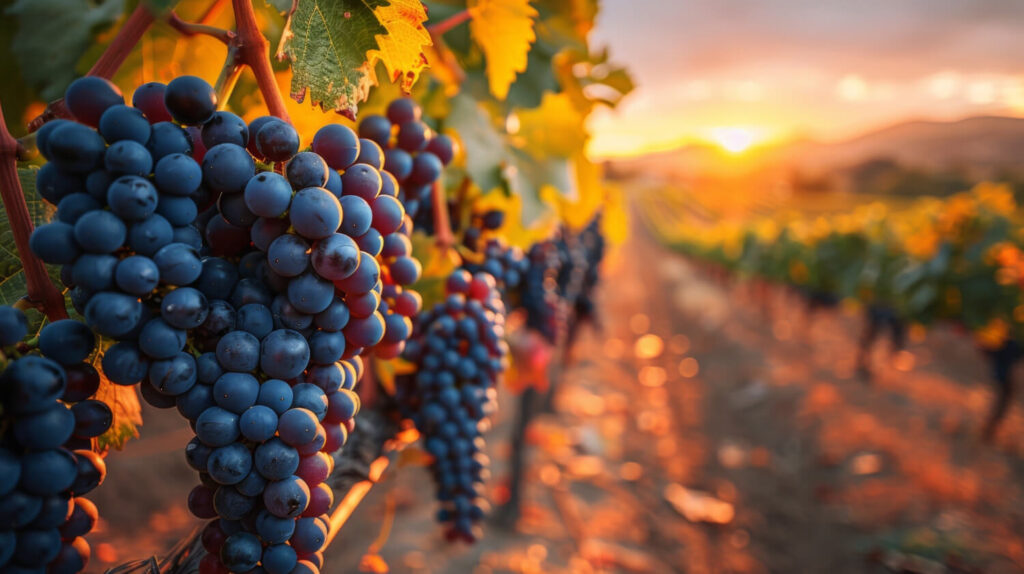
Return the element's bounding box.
[265,0,295,13]
[508,148,568,224]
[92,345,143,451]
[6,0,124,101]
[447,92,506,194]
[467,0,537,100]
[0,168,57,316]
[514,92,586,159]
[409,230,459,308]
[278,0,387,118]
[367,0,432,92]
[278,0,432,119]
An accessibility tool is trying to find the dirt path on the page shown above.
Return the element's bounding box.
[323,206,1024,573]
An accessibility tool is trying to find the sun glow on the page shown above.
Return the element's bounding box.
[709,127,758,154]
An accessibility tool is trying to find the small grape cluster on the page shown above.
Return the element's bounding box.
[398,270,509,542]
[519,239,565,344]
[357,98,455,233]
[0,307,111,573]
[460,210,528,296]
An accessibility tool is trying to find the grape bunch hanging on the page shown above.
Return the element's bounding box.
[15,71,424,573]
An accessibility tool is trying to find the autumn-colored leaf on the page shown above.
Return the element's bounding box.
[367,0,432,92]
[468,0,538,100]
[92,346,143,451]
[278,0,432,119]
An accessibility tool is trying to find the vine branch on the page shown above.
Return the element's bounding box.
[0,101,68,322]
[427,9,471,36]
[432,180,455,250]
[231,0,291,122]
[167,12,234,44]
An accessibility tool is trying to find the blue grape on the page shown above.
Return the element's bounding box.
[213,372,260,413]
[285,152,329,190]
[203,143,256,194]
[196,257,240,300]
[154,153,203,196]
[0,306,28,347]
[386,98,420,125]
[244,172,293,218]
[164,75,217,125]
[255,509,295,544]
[104,139,153,176]
[257,379,293,415]
[213,485,255,520]
[358,114,392,146]
[256,120,301,163]
[74,210,126,253]
[260,329,310,380]
[177,382,215,420]
[139,318,187,359]
[13,403,74,449]
[262,543,298,574]
[383,148,413,181]
[107,175,158,220]
[311,124,359,170]
[148,352,197,396]
[355,138,383,169]
[101,342,150,385]
[202,111,249,148]
[37,163,85,204]
[29,222,80,264]
[287,272,334,314]
[70,253,117,292]
[262,475,309,518]
[161,287,210,329]
[340,164,381,201]
[207,442,252,486]
[132,82,172,122]
[277,408,319,447]
[396,120,429,152]
[84,292,142,338]
[128,214,175,256]
[267,234,310,277]
[70,400,113,438]
[157,194,199,226]
[153,242,202,284]
[252,217,290,252]
[65,76,124,127]
[56,193,101,224]
[19,449,77,495]
[309,331,345,365]
[236,303,273,338]
[195,406,241,447]
[217,191,258,227]
[338,195,372,237]
[147,121,193,161]
[215,330,260,372]
[240,405,278,442]
[38,320,95,366]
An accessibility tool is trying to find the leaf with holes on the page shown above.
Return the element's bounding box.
[468,0,537,100]
[6,0,124,101]
[278,0,432,119]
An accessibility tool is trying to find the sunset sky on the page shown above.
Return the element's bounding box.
[588,0,1024,157]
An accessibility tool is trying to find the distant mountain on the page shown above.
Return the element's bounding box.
[783,116,1024,173]
[608,116,1024,180]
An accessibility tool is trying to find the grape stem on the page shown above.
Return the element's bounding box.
[231,0,292,122]
[0,100,68,322]
[427,9,472,36]
[167,12,235,44]
[27,2,157,132]
[431,180,455,250]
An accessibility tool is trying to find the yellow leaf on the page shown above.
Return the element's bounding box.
[468,0,538,100]
[368,0,432,92]
[514,93,587,159]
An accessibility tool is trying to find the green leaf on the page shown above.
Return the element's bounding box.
[6,0,124,101]
[0,168,54,305]
[507,148,567,224]
[447,92,507,194]
[278,0,431,119]
[265,0,295,13]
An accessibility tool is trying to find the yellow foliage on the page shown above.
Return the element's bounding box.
[514,93,588,159]
[367,0,432,92]
[468,0,537,100]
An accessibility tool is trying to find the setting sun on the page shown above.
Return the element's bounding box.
[710,127,757,153]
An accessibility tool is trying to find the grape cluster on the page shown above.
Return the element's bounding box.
[24,72,421,572]
[0,307,111,573]
[519,239,565,344]
[460,210,528,296]
[357,98,455,234]
[398,271,509,542]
